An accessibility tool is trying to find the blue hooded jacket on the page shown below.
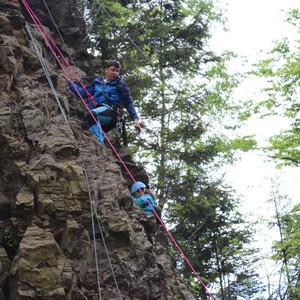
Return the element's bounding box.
[68,76,139,120]
[133,193,157,215]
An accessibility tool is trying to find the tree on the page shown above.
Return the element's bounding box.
[268,185,300,300]
[250,8,300,167]
[169,180,262,299]
[78,0,261,296]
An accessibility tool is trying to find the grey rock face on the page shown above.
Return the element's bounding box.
[0,0,195,299]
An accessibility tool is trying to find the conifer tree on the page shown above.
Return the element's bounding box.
[79,0,262,296]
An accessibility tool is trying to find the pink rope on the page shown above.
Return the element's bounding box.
[20,1,215,298]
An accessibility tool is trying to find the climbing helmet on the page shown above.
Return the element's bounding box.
[130,181,146,195]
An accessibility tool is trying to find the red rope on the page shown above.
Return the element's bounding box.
[20,1,215,298]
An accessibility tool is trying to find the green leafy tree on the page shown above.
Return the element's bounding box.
[268,187,300,300]
[169,180,262,299]
[78,0,261,297]
[250,8,300,167]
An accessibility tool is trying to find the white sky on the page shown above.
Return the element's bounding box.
[209,1,300,296]
[211,0,299,58]
[209,0,300,215]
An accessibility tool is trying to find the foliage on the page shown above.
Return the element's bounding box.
[79,0,262,297]
[249,8,300,167]
[265,122,300,167]
[268,186,300,299]
[169,182,262,298]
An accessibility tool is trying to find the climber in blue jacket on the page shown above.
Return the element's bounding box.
[130,181,158,215]
[66,60,141,144]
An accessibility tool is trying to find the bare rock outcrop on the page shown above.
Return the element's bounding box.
[0,0,195,299]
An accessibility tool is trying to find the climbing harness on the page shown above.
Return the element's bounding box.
[26,25,122,298]
[100,78,127,137]
[20,1,216,299]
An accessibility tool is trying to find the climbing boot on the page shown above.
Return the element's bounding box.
[88,124,105,144]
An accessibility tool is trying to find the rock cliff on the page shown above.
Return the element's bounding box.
[0,0,194,299]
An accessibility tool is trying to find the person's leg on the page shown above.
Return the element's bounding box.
[99,109,118,133]
[86,107,117,144]
[88,124,104,143]
[86,106,107,144]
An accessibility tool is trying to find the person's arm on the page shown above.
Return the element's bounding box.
[145,189,158,200]
[63,75,92,99]
[118,80,142,134]
[67,81,90,99]
[134,196,147,208]
[133,119,141,134]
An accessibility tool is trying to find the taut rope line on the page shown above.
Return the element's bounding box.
[20,1,215,298]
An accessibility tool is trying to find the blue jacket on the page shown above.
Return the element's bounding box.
[133,193,157,215]
[68,76,139,120]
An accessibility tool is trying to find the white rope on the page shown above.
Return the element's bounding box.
[41,0,77,68]
[25,22,68,123]
[26,18,122,299]
[84,168,102,300]
[83,167,122,300]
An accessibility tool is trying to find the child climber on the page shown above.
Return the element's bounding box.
[130,181,160,217]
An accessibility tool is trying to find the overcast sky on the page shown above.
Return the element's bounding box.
[209,1,300,294]
[209,0,300,217]
[211,0,299,58]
